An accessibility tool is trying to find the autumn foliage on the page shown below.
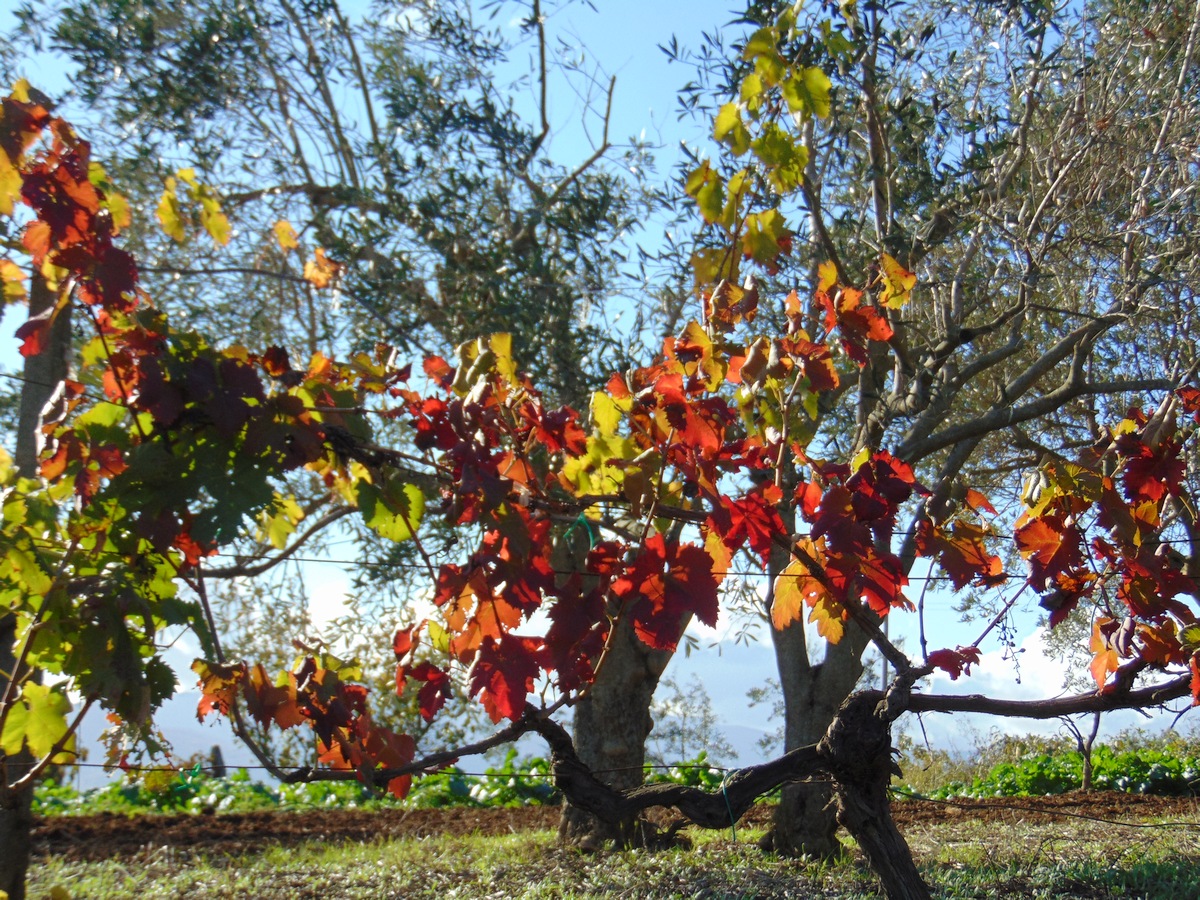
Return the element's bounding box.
[2,46,1199,814]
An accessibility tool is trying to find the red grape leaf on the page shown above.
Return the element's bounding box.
[927,646,981,681]
[470,634,541,722]
[612,536,720,651]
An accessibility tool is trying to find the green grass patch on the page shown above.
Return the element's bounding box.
[30,812,1200,899]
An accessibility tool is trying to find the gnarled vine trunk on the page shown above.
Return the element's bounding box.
[820,691,931,900]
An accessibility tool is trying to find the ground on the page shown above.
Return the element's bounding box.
[32,792,1197,861]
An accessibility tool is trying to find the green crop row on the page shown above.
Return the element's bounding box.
[33,750,731,816]
[38,739,1200,817]
[913,744,1200,799]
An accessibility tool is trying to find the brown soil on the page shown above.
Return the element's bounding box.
[32,791,1198,863]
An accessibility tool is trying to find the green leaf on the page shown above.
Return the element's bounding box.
[427,621,450,654]
[723,169,750,228]
[1182,625,1200,651]
[819,19,856,59]
[752,123,808,192]
[685,163,726,226]
[713,103,751,156]
[803,389,821,420]
[4,545,52,596]
[742,26,778,63]
[1,682,73,760]
[357,477,425,543]
[781,67,833,120]
[741,208,789,263]
[317,652,363,682]
[739,73,766,113]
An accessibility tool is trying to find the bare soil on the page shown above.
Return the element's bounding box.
[31,791,1199,863]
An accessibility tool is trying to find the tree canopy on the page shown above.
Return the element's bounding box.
[4,1,1200,899]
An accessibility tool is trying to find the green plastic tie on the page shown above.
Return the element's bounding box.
[721,772,737,841]
[564,513,598,548]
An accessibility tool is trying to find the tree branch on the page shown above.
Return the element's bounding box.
[906,673,1191,719]
[201,507,356,579]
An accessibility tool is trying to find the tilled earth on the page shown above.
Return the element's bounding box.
[32,792,1200,862]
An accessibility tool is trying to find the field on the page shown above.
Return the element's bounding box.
[29,792,1200,899]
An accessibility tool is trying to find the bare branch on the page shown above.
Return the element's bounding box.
[906,673,1191,720]
[201,507,356,579]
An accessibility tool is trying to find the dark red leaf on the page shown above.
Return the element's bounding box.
[928,646,981,681]
[612,536,720,651]
[1015,515,1084,591]
[423,355,454,388]
[469,634,541,722]
[15,309,54,357]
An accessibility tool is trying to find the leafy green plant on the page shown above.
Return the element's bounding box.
[646,751,728,792]
[35,750,751,816]
[918,744,1200,799]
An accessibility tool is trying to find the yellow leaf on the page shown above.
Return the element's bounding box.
[49,887,72,900]
[0,259,27,305]
[808,596,845,644]
[781,66,832,120]
[705,530,732,582]
[106,192,132,233]
[304,248,342,288]
[591,391,628,436]
[261,494,305,550]
[742,26,779,63]
[157,178,186,242]
[10,78,31,102]
[678,320,726,389]
[489,333,518,386]
[801,67,832,119]
[772,557,829,631]
[816,260,838,294]
[690,248,736,295]
[199,198,231,246]
[176,167,198,187]
[87,162,132,232]
[274,219,299,252]
[560,431,635,497]
[879,252,916,309]
[0,150,21,217]
[850,446,871,473]
[39,258,68,292]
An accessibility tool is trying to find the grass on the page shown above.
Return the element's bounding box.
[29,812,1200,899]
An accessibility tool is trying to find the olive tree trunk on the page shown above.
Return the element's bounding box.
[558,614,675,848]
[1,276,71,900]
[765,616,872,858]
